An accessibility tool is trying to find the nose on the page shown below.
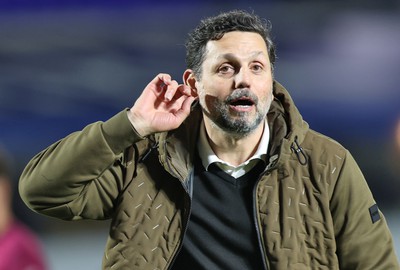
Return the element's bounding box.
[234,67,251,89]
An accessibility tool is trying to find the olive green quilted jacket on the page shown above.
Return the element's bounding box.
[19,81,399,269]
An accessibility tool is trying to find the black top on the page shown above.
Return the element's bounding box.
[172,154,266,269]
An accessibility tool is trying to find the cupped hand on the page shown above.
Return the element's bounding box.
[128,73,197,137]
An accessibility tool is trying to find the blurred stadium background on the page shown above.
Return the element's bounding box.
[0,0,399,268]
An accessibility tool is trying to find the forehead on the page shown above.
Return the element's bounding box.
[204,31,268,59]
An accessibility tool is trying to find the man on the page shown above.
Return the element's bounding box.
[0,147,47,270]
[19,10,399,269]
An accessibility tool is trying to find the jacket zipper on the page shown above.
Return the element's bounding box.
[161,141,193,270]
[253,177,269,270]
[253,156,278,270]
[167,190,192,269]
[166,176,192,269]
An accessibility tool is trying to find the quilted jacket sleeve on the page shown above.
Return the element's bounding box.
[330,150,399,269]
[19,109,143,221]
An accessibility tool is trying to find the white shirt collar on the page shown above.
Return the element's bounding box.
[197,120,270,178]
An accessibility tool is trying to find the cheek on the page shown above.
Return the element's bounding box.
[257,85,274,108]
[197,81,225,100]
[267,88,274,102]
[257,82,273,96]
[195,86,209,109]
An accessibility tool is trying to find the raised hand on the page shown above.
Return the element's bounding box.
[128,73,197,137]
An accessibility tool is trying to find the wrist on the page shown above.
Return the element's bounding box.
[127,109,150,137]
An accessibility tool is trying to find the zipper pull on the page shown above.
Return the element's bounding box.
[138,142,159,163]
[290,136,308,165]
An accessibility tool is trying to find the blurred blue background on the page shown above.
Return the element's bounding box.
[1,0,399,268]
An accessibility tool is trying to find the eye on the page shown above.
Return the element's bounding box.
[251,63,264,73]
[218,64,235,75]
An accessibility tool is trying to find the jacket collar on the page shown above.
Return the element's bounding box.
[268,81,309,161]
[154,105,202,181]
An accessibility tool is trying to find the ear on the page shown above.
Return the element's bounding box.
[183,69,198,97]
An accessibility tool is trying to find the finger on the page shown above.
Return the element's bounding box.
[176,96,197,119]
[155,73,172,86]
[176,84,193,97]
[152,74,172,93]
[164,80,179,101]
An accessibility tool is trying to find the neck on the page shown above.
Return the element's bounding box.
[204,120,265,166]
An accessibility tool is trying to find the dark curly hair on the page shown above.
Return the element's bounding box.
[185,10,276,78]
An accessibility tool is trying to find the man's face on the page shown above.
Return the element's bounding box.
[195,31,274,137]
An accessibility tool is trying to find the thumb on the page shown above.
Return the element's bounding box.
[175,96,197,120]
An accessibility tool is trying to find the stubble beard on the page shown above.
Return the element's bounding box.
[205,89,271,138]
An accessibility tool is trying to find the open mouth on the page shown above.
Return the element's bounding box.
[229,97,255,107]
[226,89,257,112]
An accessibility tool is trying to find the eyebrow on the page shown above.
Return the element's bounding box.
[217,51,265,61]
